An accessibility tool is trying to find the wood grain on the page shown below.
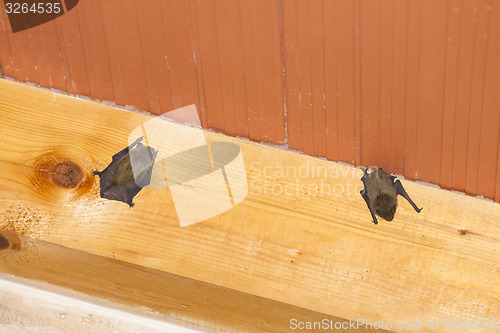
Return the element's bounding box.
[0,233,354,333]
[0,79,499,332]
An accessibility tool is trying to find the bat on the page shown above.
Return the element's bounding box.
[93,137,158,207]
[360,168,422,224]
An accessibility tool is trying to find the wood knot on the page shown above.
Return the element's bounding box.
[0,234,9,249]
[0,230,21,250]
[51,161,83,188]
[459,229,468,235]
[30,149,95,201]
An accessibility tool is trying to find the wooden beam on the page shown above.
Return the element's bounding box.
[0,79,499,332]
[0,234,353,332]
[0,273,201,332]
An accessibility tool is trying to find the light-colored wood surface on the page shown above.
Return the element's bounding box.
[0,234,354,333]
[0,273,201,333]
[0,79,499,332]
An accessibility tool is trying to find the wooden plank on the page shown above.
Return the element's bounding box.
[415,0,448,184]
[0,273,200,333]
[146,0,175,114]
[336,0,357,164]
[0,79,499,333]
[323,0,339,162]
[54,7,91,97]
[480,0,500,202]
[3,27,38,83]
[0,7,14,78]
[440,0,461,191]
[451,0,478,192]
[75,1,114,101]
[282,0,302,150]
[297,0,314,155]
[0,233,349,333]
[251,0,285,144]
[379,0,394,172]
[214,0,238,137]
[390,0,408,175]
[224,0,250,139]
[193,0,225,132]
[360,0,381,167]
[404,0,422,179]
[28,21,67,91]
[309,0,326,158]
[99,0,126,106]
[465,0,491,196]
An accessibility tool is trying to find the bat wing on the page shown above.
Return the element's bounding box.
[393,179,422,213]
[94,137,157,207]
[360,169,378,224]
[110,136,143,163]
[100,183,142,207]
[130,144,158,188]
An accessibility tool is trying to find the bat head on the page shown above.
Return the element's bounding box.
[373,193,397,221]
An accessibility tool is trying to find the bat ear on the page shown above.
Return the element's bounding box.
[361,168,369,180]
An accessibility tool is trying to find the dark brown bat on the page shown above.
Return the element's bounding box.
[93,137,157,207]
[360,168,422,224]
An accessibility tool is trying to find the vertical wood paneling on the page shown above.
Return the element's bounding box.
[250,0,285,144]
[452,0,477,192]
[168,1,200,112]
[440,0,461,191]
[239,0,262,142]
[310,0,327,157]
[415,0,447,184]
[360,0,381,167]
[135,1,164,114]
[75,3,106,99]
[404,0,422,179]
[0,0,499,202]
[194,0,225,131]
[225,0,249,138]
[99,1,126,106]
[54,8,91,97]
[28,22,66,91]
[214,0,238,136]
[297,0,314,155]
[196,0,285,142]
[390,0,408,175]
[324,0,339,161]
[465,0,491,196]
[0,7,14,78]
[282,0,301,150]
[162,0,197,112]
[111,0,149,110]
[480,0,500,201]
[335,0,357,164]
[3,23,38,82]
[379,0,394,172]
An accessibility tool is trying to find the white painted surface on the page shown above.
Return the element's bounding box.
[0,274,203,333]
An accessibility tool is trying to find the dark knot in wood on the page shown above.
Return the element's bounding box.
[51,161,83,188]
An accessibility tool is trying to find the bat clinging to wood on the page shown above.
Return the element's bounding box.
[93,137,158,207]
[360,168,422,224]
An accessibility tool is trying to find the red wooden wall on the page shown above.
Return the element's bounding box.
[1,0,499,202]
